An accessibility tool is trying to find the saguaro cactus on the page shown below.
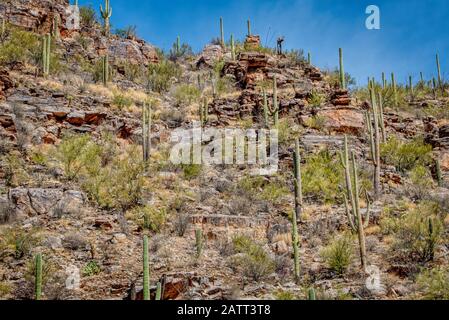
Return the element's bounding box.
[247,19,251,36]
[176,36,181,55]
[143,235,149,300]
[409,76,414,100]
[142,103,152,167]
[307,52,311,65]
[195,229,203,258]
[199,98,208,127]
[262,89,269,128]
[291,139,302,282]
[155,282,162,300]
[219,17,224,48]
[102,55,109,86]
[230,34,235,61]
[272,75,279,127]
[42,34,51,76]
[377,91,386,143]
[381,72,386,89]
[308,288,316,300]
[340,136,369,272]
[100,0,112,36]
[367,88,382,199]
[339,48,346,90]
[391,72,397,107]
[436,53,442,92]
[35,253,43,300]
[52,15,60,38]
[432,77,438,99]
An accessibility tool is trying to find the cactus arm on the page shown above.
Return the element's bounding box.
[339,48,345,90]
[292,138,302,282]
[263,89,269,128]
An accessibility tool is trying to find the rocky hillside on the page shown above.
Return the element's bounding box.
[1,0,449,300]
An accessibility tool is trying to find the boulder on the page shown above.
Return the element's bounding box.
[317,108,365,135]
[196,45,223,68]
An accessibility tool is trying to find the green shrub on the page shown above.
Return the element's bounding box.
[1,152,29,187]
[0,281,11,298]
[381,136,433,173]
[324,68,356,88]
[79,5,98,28]
[417,266,449,300]
[0,26,40,65]
[115,25,137,39]
[112,92,133,109]
[321,233,354,275]
[181,164,202,180]
[173,84,200,106]
[408,165,435,199]
[82,261,101,277]
[129,205,167,233]
[275,290,298,300]
[0,228,41,260]
[231,235,275,281]
[383,203,444,264]
[147,59,182,93]
[302,151,344,203]
[53,134,95,180]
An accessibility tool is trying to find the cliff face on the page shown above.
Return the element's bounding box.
[0,0,69,32]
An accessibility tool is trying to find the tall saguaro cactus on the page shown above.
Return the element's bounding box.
[272,75,279,127]
[42,34,51,76]
[199,98,208,127]
[339,48,346,90]
[409,76,414,100]
[142,103,152,168]
[35,253,43,300]
[102,55,109,86]
[391,72,397,107]
[247,19,251,36]
[262,89,269,128]
[340,136,369,272]
[377,91,386,143]
[52,15,60,39]
[100,0,112,36]
[436,53,442,93]
[195,229,203,258]
[291,139,302,282]
[307,52,311,65]
[367,88,382,199]
[143,235,150,300]
[230,34,235,61]
[219,17,224,48]
[155,282,162,300]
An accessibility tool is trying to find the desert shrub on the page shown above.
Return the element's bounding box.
[0,201,15,224]
[381,136,433,173]
[304,115,327,130]
[147,59,182,93]
[231,235,275,281]
[82,261,101,277]
[128,205,167,233]
[181,164,202,180]
[324,68,356,88]
[1,152,29,187]
[112,91,133,109]
[382,203,444,264]
[173,212,190,237]
[173,84,200,106]
[321,233,354,275]
[259,181,289,204]
[308,90,324,108]
[275,290,298,300]
[417,266,449,300]
[407,165,435,199]
[0,26,40,65]
[79,5,98,28]
[115,25,137,39]
[0,228,41,260]
[302,151,344,203]
[53,134,95,180]
[0,281,11,298]
[285,49,306,66]
[168,41,193,61]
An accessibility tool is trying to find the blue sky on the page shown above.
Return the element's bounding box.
[78,0,448,86]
